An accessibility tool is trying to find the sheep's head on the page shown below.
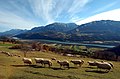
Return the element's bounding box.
[51,57,56,61]
[82,60,84,63]
[57,60,60,63]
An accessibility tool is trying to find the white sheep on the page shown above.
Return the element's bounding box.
[99,61,114,69]
[57,60,69,69]
[34,58,44,65]
[51,57,56,61]
[23,58,32,65]
[95,61,114,71]
[87,61,98,66]
[42,59,52,67]
[71,60,84,67]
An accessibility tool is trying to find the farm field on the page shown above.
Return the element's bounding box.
[0,43,120,79]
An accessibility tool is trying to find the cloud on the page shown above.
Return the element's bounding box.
[0,0,119,32]
[28,0,55,24]
[76,8,120,25]
[92,1,118,14]
[0,0,92,27]
[0,10,39,29]
[68,0,91,14]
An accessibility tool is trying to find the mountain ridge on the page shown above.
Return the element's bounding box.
[2,20,120,42]
[0,29,28,36]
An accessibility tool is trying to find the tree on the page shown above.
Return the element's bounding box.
[21,44,32,57]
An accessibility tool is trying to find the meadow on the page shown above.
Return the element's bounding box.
[0,42,120,79]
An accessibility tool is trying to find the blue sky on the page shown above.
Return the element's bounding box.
[0,0,120,32]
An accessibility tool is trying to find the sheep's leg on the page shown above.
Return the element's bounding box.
[44,64,45,67]
[68,65,70,69]
[41,63,43,67]
[79,64,81,67]
[60,65,62,68]
[106,69,110,72]
[48,64,50,67]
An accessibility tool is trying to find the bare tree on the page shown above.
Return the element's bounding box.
[21,44,32,57]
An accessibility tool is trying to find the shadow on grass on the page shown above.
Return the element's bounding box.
[51,67,69,70]
[83,66,97,69]
[85,69,109,73]
[51,66,79,70]
[24,70,64,79]
[11,64,38,67]
[11,64,50,68]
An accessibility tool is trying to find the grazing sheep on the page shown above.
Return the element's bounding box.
[108,62,114,68]
[71,60,84,67]
[18,55,21,57]
[23,58,32,65]
[42,59,52,67]
[100,61,114,69]
[87,61,98,66]
[95,61,113,71]
[57,60,69,69]
[1,51,11,56]
[51,57,56,61]
[34,58,44,65]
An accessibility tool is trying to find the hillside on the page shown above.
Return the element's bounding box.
[68,20,120,41]
[0,29,28,36]
[27,22,78,33]
[0,42,119,79]
[15,20,120,41]
[15,22,78,41]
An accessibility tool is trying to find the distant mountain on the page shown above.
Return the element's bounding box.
[0,29,28,36]
[28,22,78,33]
[15,20,120,42]
[15,22,78,40]
[70,20,120,33]
[68,20,120,41]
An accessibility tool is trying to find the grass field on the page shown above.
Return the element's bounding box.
[0,43,120,79]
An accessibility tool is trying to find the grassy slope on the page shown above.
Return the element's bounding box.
[0,43,120,79]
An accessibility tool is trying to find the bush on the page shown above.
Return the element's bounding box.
[9,45,22,49]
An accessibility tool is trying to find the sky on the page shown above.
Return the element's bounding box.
[0,0,120,32]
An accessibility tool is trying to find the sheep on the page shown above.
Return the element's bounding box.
[57,60,69,69]
[34,58,44,65]
[108,62,114,68]
[87,61,98,66]
[51,57,56,61]
[95,61,114,71]
[18,55,21,57]
[42,59,52,67]
[71,60,84,67]
[100,61,114,69]
[1,51,11,56]
[23,58,32,65]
